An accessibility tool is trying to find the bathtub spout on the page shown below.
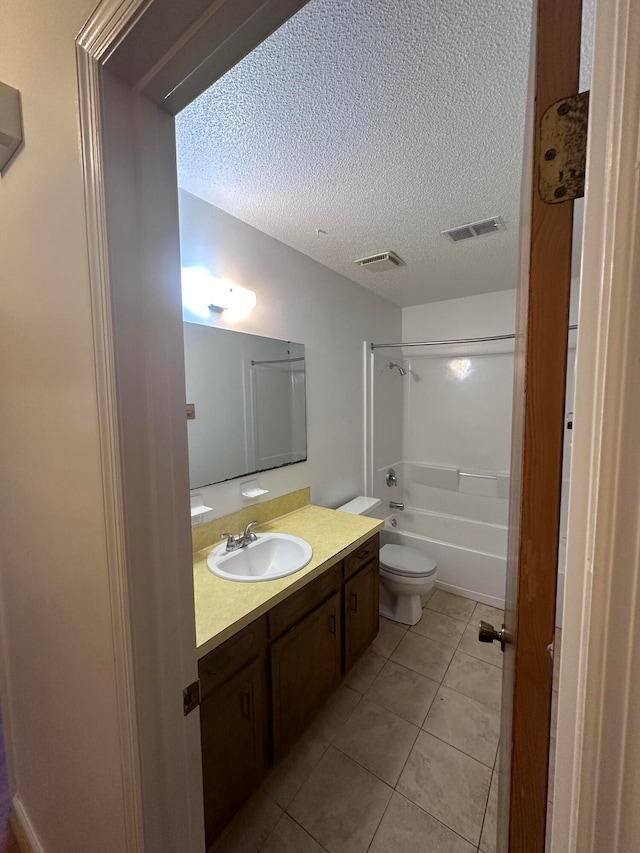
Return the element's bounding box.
[389,501,405,511]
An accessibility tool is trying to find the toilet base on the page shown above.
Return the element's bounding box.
[379,584,423,626]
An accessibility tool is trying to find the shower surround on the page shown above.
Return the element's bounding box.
[367,289,575,619]
[369,344,512,609]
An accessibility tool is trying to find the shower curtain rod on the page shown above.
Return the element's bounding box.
[370,324,578,350]
[250,357,305,366]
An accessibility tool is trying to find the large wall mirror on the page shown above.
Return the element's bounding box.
[184,322,307,489]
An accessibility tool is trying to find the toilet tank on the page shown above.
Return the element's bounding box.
[335,496,382,516]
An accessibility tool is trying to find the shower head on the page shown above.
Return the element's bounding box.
[389,362,407,376]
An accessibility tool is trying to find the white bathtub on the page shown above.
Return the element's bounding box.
[376,506,566,623]
[376,506,507,610]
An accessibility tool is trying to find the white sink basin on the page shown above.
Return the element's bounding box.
[207,533,313,582]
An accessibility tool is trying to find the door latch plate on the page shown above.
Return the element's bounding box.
[539,91,589,204]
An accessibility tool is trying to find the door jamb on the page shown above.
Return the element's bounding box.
[552,0,640,849]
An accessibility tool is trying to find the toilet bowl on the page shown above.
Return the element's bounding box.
[336,496,438,626]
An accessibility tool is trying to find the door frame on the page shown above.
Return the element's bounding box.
[73,0,639,851]
[76,2,311,851]
[498,1,582,850]
[551,0,640,850]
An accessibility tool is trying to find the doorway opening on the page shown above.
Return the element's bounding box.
[171,0,592,849]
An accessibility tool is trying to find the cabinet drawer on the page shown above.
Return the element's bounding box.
[343,534,379,580]
[198,616,267,700]
[268,564,341,641]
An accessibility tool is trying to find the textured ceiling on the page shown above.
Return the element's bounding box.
[176,0,594,308]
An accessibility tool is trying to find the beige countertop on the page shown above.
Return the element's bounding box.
[194,505,383,658]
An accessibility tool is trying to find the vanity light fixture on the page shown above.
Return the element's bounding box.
[181,266,256,321]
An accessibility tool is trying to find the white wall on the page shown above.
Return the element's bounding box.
[0,1,128,851]
[402,289,518,344]
[179,190,401,518]
[398,287,579,521]
[392,290,518,524]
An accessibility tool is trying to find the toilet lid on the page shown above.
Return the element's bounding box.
[379,544,437,578]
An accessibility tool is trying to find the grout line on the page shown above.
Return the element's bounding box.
[477,769,495,853]
[363,787,395,853]
[284,812,331,852]
[418,726,497,770]
[393,787,489,850]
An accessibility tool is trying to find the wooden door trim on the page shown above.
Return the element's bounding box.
[552,0,640,850]
[502,1,583,851]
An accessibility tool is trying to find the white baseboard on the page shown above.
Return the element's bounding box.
[11,796,44,853]
[435,579,505,611]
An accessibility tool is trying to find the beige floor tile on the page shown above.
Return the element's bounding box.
[427,590,476,622]
[423,686,500,767]
[369,792,476,853]
[262,730,328,808]
[288,746,392,853]
[420,588,436,607]
[443,652,502,711]
[471,602,505,628]
[365,660,439,726]
[334,698,419,785]
[398,732,491,846]
[345,648,386,694]
[259,815,323,853]
[390,632,454,681]
[457,623,503,668]
[310,685,361,743]
[372,617,408,658]
[410,609,466,649]
[212,790,282,853]
[479,771,498,853]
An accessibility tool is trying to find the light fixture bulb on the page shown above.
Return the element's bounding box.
[181,267,256,321]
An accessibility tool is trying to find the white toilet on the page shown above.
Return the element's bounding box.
[336,496,437,626]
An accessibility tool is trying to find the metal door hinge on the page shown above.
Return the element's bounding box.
[183,679,200,715]
[539,91,589,204]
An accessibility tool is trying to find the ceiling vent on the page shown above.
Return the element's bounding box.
[355,250,404,272]
[442,217,505,243]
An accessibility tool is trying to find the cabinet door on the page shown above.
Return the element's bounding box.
[200,658,268,846]
[270,592,341,760]
[344,558,379,672]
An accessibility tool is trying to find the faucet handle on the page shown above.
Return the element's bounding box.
[243,521,259,544]
[221,532,239,550]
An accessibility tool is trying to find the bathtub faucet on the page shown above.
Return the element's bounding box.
[389,501,405,511]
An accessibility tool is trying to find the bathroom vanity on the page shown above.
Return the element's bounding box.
[192,497,381,846]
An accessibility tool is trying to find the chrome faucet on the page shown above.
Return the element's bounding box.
[389,501,405,511]
[221,521,259,551]
[240,521,259,546]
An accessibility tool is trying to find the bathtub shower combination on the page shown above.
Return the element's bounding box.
[365,332,574,623]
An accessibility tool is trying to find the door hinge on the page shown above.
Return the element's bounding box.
[539,91,589,204]
[183,679,200,716]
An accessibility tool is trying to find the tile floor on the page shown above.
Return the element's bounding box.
[212,589,506,853]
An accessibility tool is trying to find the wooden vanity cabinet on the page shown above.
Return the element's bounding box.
[271,592,341,760]
[344,557,380,671]
[199,533,379,844]
[200,659,268,845]
[198,618,269,847]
